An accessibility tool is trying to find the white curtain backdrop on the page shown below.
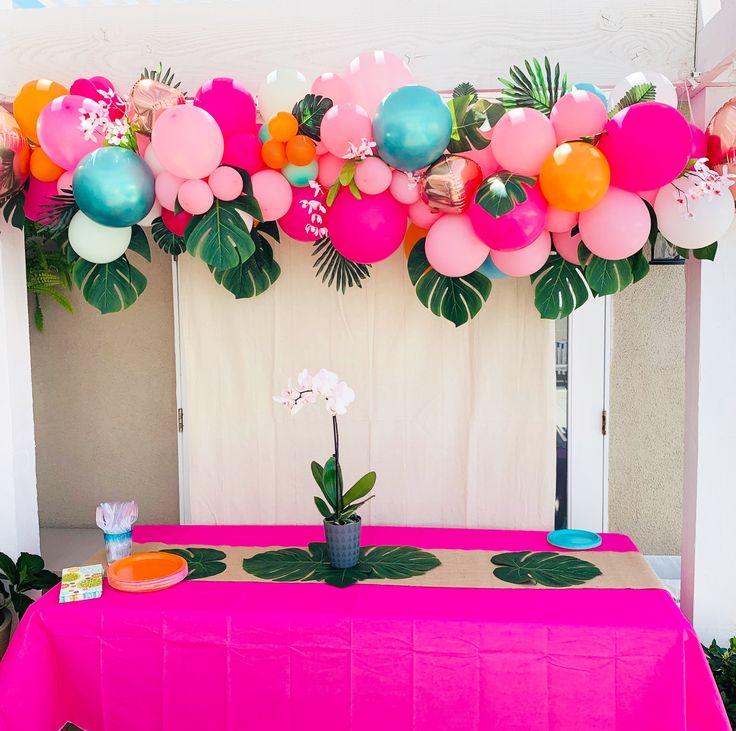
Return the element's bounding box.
[177,236,556,530]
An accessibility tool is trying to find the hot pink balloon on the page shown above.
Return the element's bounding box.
[194,77,257,136]
[221,132,263,174]
[408,198,442,228]
[578,187,650,259]
[490,230,552,277]
[638,189,658,206]
[178,178,214,215]
[24,177,58,223]
[545,206,578,233]
[317,154,344,187]
[70,77,124,119]
[251,169,292,221]
[459,130,499,178]
[552,228,584,265]
[425,213,490,276]
[162,207,192,237]
[208,166,243,201]
[36,95,104,171]
[689,123,707,159]
[328,188,406,263]
[469,182,548,251]
[56,170,74,195]
[390,169,420,205]
[491,108,557,176]
[354,156,392,194]
[151,104,224,180]
[596,102,692,191]
[278,187,327,242]
[320,103,373,159]
[311,73,352,105]
[155,171,184,211]
[344,50,416,118]
[550,90,608,144]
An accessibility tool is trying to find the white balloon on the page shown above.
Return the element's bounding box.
[69,211,132,264]
[654,179,735,249]
[143,144,165,176]
[257,68,309,124]
[610,71,678,109]
[138,199,162,227]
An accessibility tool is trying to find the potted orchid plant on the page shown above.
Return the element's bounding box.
[274,369,376,568]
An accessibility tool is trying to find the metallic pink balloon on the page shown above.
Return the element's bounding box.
[706,97,736,199]
[126,79,185,134]
[0,109,30,198]
[419,155,483,214]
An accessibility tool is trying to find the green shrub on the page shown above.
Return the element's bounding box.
[704,638,736,728]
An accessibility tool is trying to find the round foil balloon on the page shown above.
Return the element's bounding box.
[68,210,132,264]
[706,97,736,199]
[0,109,30,197]
[420,155,483,214]
[539,142,610,212]
[126,79,185,135]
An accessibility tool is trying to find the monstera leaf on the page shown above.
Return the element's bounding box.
[446,83,504,153]
[628,249,650,282]
[676,242,718,261]
[408,239,491,327]
[584,255,634,295]
[243,544,338,583]
[531,252,590,319]
[359,545,441,579]
[292,94,334,141]
[608,83,656,117]
[162,547,227,580]
[151,216,186,256]
[474,172,536,218]
[499,57,569,115]
[491,551,601,587]
[2,189,26,230]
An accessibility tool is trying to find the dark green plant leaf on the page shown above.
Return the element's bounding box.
[475,172,536,218]
[292,94,334,142]
[340,496,374,519]
[453,82,478,102]
[499,57,569,115]
[37,191,78,235]
[243,545,329,583]
[322,456,338,510]
[2,189,26,230]
[310,461,324,489]
[139,62,182,90]
[16,553,43,587]
[584,255,634,295]
[21,569,60,592]
[342,471,376,507]
[0,552,19,585]
[312,236,371,293]
[127,225,151,262]
[628,249,650,282]
[676,242,718,261]
[530,252,589,319]
[150,216,186,256]
[229,192,264,223]
[608,83,656,118]
[321,563,373,587]
[314,496,333,519]
[491,551,601,587]
[446,93,497,153]
[359,545,441,579]
[162,547,227,580]
[703,638,736,727]
[11,591,33,620]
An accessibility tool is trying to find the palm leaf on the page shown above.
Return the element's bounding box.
[139,62,182,90]
[37,190,78,235]
[150,216,186,256]
[25,235,74,331]
[311,236,371,293]
[499,56,569,116]
[292,94,333,142]
[608,83,656,117]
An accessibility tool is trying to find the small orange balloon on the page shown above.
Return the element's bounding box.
[539,141,610,212]
[13,79,68,144]
[261,139,287,169]
[268,112,299,142]
[30,147,64,182]
[403,222,429,258]
[285,135,316,166]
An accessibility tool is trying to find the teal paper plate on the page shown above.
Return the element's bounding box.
[547,529,602,550]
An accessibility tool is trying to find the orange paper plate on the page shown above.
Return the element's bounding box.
[108,552,188,584]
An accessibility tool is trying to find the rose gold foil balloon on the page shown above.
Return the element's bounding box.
[705,97,736,199]
[126,79,185,134]
[0,109,30,198]
[420,154,483,214]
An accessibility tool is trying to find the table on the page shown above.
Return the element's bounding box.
[0,525,728,731]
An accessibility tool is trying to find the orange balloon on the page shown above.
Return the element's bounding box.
[268,112,299,142]
[403,222,429,258]
[30,147,64,182]
[13,79,68,144]
[261,139,287,169]
[285,135,316,166]
[539,141,610,212]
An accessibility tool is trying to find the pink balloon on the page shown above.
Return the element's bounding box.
[311,73,352,105]
[178,178,214,215]
[136,133,150,157]
[208,166,243,201]
[151,104,224,180]
[491,108,557,176]
[552,228,584,265]
[36,95,104,171]
[344,50,416,118]
[408,198,442,228]
[637,189,658,205]
[317,154,344,187]
[221,132,263,174]
[194,77,257,136]
[550,90,608,144]
[328,188,407,263]
[278,186,327,242]
[596,102,691,191]
[155,171,184,211]
[425,213,490,277]
[390,169,420,205]
[545,206,578,233]
[459,130,499,178]
[56,170,74,194]
[251,169,292,221]
[320,103,372,159]
[689,123,707,159]
[162,207,192,237]
[469,182,548,251]
[490,230,552,277]
[143,144,165,176]
[354,156,392,194]
[578,187,650,260]
[24,177,58,223]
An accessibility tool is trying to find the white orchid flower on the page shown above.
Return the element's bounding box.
[311,369,339,398]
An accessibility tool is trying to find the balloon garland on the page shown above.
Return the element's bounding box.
[1,56,735,327]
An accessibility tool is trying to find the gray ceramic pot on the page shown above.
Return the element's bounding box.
[0,608,11,661]
[324,516,362,568]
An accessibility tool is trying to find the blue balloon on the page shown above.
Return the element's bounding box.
[373,85,452,172]
[573,83,608,109]
[478,256,506,280]
[283,160,319,187]
[73,147,155,227]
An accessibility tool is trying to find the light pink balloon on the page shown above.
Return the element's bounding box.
[491,108,557,176]
[144,144,165,176]
[578,187,650,260]
[354,156,392,194]
[490,230,552,277]
[151,104,224,180]
[155,172,184,211]
[208,166,243,201]
[425,213,490,276]
[408,198,443,229]
[390,170,420,205]
[320,103,372,159]
[317,154,344,187]
[178,178,214,215]
[545,206,578,233]
[56,170,74,194]
[552,228,584,265]
[550,90,608,144]
[344,50,416,118]
[252,169,292,221]
[459,130,499,178]
[311,73,352,105]
[278,186,327,242]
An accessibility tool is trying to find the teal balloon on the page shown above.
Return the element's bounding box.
[283,160,319,187]
[373,85,452,172]
[478,256,506,280]
[73,147,155,227]
[573,83,608,109]
[258,124,271,143]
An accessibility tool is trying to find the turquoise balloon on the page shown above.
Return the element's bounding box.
[283,160,319,187]
[373,85,452,172]
[478,256,506,280]
[258,124,271,143]
[573,83,608,109]
[73,147,155,227]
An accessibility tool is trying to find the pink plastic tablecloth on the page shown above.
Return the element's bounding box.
[0,525,728,731]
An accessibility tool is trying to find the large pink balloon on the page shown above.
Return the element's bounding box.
[425,213,490,276]
[221,132,263,174]
[24,176,59,223]
[317,153,344,187]
[546,206,578,233]
[408,198,442,228]
[596,102,691,191]
[354,156,392,194]
[578,187,650,259]
[469,182,548,251]
[194,77,257,137]
[552,228,584,265]
[36,95,104,171]
[151,104,224,180]
[320,103,372,159]
[251,169,292,221]
[490,231,552,276]
[491,108,556,176]
[278,187,327,242]
[459,130,499,178]
[311,73,352,105]
[550,90,608,144]
[344,50,416,118]
[155,171,184,211]
[328,188,406,263]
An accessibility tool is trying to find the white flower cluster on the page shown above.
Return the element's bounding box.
[274,368,355,417]
[78,88,129,146]
[674,160,736,219]
[301,182,328,239]
[343,138,376,160]
[404,171,421,190]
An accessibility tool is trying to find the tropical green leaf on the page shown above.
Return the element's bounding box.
[229,192,263,223]
[162,547,227,580]
[446,93,501,153]
[608,83,656,118]
[19,568,59,593]
[453,82,478,102]
[37,191,78,235]
[359,545,441,579]
[312,236,371,293]
[338,160,356,186]
[340,496,374,519]
[310,461,324,488]
[584,255,634,295]
[530,252,589,319]
[499,57,569,115]
[127,225,151,262]
[314,496,333,519]
[491,551,601,587]
[321,563,373,587]
[474,172,536,218]
[150,216,186,256]
[243,545,330,583]
[342,471,376,507]
[72,252,148,314]
[11,591,33,620]
[2,189,25,230]
[0,552,19,585]
[292,94,334,141]
[322,456,338,510]
[676,242,718,261]
[628,249,650,282]
[139,62,182,90]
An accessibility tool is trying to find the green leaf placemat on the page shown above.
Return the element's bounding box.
[491,551,602,587]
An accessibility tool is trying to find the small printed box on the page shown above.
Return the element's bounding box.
[59,564,104,604]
